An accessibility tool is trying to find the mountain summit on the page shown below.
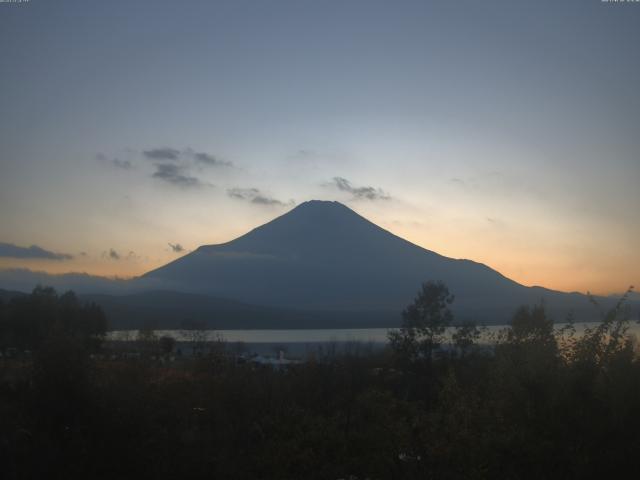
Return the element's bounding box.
[142,200,597,323]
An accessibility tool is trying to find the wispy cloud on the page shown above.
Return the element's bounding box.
[152,163,206,188]
[101,249,139,261]
[112,158,133,170]
[0,242,73,260]
[125,251,140,260]
[191,151,233,168]
[227,187,292,206]
[97,153,133,170]
[326,177,391,201]
[143,147,232,168]
[168,242,185,253]
[143,147,181,161]
[140,147,226,187]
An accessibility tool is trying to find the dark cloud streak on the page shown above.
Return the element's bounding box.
[192,151,232,168]
[168,243,184,253]
[152,163,205,188]
[227,188,291,206]
[142,147,232,168]
[328,177,390,201]
[112,158,133,170]
[143,147,181,161]
[0,242,73,260]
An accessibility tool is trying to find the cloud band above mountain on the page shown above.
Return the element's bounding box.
[327,177,391,201]
[227,187,292,206]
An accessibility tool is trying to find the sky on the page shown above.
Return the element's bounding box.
[0,0,638,295]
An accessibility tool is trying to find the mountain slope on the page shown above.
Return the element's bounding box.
[141,200,615,323]
[143,201,518,308]
[0,288,27,303]
[81,291,395,330]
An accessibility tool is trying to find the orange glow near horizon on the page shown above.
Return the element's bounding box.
[1,209,635,297]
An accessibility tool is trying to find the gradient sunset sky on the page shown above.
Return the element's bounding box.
[0,0,638,295]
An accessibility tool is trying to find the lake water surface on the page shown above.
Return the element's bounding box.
[109,322,640,345]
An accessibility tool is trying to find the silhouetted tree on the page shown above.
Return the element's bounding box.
[180,319,208,356]
[2,283,640,479]
[136,323,158,356]
[452,320,482,357]
[388,281,454,365]
[0,286,106,353]
[508,303,555,346]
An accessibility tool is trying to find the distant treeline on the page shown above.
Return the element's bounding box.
[0,286,106,352]
[0,284,639,479]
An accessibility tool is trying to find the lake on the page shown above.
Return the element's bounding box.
[108,322,640,357]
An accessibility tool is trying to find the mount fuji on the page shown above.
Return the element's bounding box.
[136,200,612,326]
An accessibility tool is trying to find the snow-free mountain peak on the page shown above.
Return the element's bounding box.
[140,200,612,323]
[144,201,513,312]
[197,200,397,256]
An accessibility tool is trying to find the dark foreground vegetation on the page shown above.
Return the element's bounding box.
[0,284,639,479]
